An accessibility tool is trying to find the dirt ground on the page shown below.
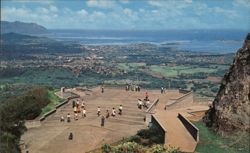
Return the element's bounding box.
[21,87,209,153]
[21,87,184,153]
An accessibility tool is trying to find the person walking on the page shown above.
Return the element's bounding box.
[101,86,104,93]
[67,113,71,122]
[97,106,101,116]
[60,116,65,122]
[111,108,116,117]
[82,108,86,118]
[118,105,123,115]
[101,116,105,127]
[106,110,110,118]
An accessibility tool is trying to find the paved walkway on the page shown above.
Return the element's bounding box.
[154,98,209,152]
[21,87,182,153]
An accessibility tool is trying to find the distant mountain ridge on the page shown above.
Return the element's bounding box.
[1,33,85,57]
[1,21,49,35]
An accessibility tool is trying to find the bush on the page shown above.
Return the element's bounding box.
[0,86,51,152]
[101,143,111,153]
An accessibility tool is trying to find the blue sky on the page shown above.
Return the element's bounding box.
[1,0,250,30]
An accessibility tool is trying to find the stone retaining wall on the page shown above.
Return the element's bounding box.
[151,115,167,143]
[178,113,199,141]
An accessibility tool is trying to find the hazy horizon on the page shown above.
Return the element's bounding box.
[1,0,250,30]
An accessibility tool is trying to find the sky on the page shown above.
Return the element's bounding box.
[1,0,250,30]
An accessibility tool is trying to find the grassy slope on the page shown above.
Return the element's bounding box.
[41,89,63,115]
[194,121,249,153]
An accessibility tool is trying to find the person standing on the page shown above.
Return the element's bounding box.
[161,87,164,94]
[111,108,116,117]
[101,116,105,127]
[101,86,104,93]
[60,116,65,122]
[74,113,78,120]
[67,113,71,122]
[68,132,73,140]
[106,110,110,118]
[97,106,101,116]
[82,108,86,118]
[118,105,123,115]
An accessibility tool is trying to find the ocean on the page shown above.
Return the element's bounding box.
[48,29,248,53]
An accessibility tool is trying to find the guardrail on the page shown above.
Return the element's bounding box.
[178,113,199,142]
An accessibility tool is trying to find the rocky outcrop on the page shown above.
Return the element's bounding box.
[204,33,250,133]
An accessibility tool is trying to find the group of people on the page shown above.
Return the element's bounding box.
[97,105,123,118]
[126,85,141,92]
[60,99,124,127]
[137,92,151,109]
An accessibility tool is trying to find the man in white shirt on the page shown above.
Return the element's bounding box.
[112,108,116,117]
[82,108,86,117]
[118,105,123,115]
[97,106,101,116]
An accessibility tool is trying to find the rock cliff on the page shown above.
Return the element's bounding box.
[204,33,250,133]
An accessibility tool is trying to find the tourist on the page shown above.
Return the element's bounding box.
[106,110,110,118]
[101,116,105,127]
[60,116,65,122]
[146,100,150,108]
[118,105,123,115]
[72,100,76,108]
[67,113,71,122]
[138,99,143,109]
[126,85,129,91]
[74,113,78,120]
[161,87,164,94]
[145,92,149,101]
[97,106,101,116]
[81,101,85,109]
[82,108,86,117]
[101,86,104,93]
[73,106,77,113]
[68,132,73,140]
[111,108,116,117]
[76,100,80,107]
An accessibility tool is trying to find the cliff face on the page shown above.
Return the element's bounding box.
[204,33,250,133]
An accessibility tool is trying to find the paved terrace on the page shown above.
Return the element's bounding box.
[153,92,209,152]
[21,87,183,153]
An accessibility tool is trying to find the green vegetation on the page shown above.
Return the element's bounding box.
[100,127,179,153]
[41,89,63,115]
[149,64,228,78]
[0,87,51,153]
[101,142,179,153]
[194,121,250,153]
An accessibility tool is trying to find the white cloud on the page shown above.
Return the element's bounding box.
[77,9,88,16]
[233,0,250,8]
[86,0,117,8]
[49,5,58,12]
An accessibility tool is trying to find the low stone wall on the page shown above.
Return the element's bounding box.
[166,91,193,109]
[151,115,167,143]
[146,98,159,113]
[145,99,159,124]
[179,89,191,94]
[178,113,199,141]
[39,95,80,122]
